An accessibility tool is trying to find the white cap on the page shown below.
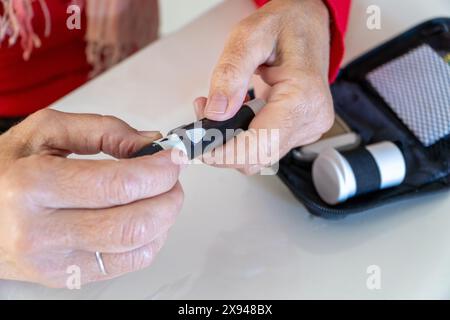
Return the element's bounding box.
[366,141,406,189]
[155,134,188,154]
[312,148,357,205]
[312,141,406,205]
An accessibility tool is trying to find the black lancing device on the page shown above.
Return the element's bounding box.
[132,99,266,159]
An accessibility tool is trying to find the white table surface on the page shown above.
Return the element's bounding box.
[1,0,450,299]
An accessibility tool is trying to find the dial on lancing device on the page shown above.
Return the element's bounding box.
[132,99,266,159]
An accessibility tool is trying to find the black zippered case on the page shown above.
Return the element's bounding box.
[278,17,450,219]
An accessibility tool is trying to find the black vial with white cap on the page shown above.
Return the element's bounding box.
[312,141,406,205]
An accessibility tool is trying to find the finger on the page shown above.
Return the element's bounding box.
[205,19,276,121]
[201,128,281,175]
[11,150,183,209]
[87,233,168,284]
[14,109,161,159]
[42,233,168,287]
[44,182,182,253]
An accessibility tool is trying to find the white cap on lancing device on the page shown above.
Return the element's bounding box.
[312,141,406,205]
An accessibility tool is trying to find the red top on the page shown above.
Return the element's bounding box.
[0,0,350,117]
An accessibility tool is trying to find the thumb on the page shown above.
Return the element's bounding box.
[205,27,273,121]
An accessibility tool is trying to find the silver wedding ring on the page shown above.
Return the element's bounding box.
[95,251,107,275]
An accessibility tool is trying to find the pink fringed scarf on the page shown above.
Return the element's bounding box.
[0,0,159,77]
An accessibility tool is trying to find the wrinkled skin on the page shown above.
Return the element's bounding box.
[0,109,185,287]
[195,0,334,175]
[0,0,334,288]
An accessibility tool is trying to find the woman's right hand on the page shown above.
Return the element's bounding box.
[0,109,185,288]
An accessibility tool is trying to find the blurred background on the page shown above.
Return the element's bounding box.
[160,0,223,35]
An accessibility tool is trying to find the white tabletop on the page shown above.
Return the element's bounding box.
[1,0,450,299]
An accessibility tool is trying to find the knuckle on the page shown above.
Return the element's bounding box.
[103,165,138,205]
[118,214,148,248]
[313,93,335,135]
[99,115,130,150]
[317,109,335,134]
[25,110,60,142]
[214,61,242,85]
[28,108,58,125]
[99,115,134,150]
[100,115,127,132]
[2,122,24,142]
[235,17,253,31]
[101,114,118,122]
[7,109,58,153]
[4,109,59,152]
[230,21,254,41]
[235,10,276,35]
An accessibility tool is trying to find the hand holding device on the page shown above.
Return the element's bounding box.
[0,110,184,287]
[194,0,335,175]
[133,99,266,160]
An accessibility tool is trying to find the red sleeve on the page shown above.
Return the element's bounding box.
[0,1,90,117]
[254,0,351,83]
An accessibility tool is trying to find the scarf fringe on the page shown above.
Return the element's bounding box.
[0,0,51,60]
[85,0,159,77]
[0,0,158,77]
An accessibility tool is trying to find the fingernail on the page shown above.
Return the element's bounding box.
[138,131,162,141]
[206,94,228,115]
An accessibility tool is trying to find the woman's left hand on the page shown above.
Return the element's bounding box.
[194,0,335,175]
